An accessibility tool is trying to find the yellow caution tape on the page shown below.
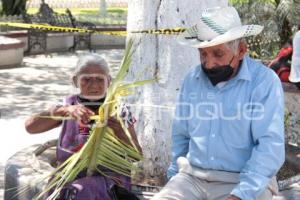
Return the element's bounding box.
[0,22,127,36]
[0,22,187,36]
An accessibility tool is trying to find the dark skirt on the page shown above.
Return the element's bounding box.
[43,172,135,200]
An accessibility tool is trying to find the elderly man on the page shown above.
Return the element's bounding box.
[153,6,284,200]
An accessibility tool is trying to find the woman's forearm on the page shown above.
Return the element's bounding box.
[25,106,66,134]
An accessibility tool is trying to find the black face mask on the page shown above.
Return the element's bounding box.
[77,96,105,111]
[201,56,235,86]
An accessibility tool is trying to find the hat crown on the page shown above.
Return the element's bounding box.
[197,7,242,41]
[176,6,263,48]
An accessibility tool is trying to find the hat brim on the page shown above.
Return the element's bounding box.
[177,25,264,48]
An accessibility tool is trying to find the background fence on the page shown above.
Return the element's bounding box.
[0,15,24,32]
[26,0,128,9]
[0,0,128,32]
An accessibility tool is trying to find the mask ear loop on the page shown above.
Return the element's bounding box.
[107,75,112,85]
[228,55,235,66]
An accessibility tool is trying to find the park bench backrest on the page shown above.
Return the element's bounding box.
[21,1,95,53]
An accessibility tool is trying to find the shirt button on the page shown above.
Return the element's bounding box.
[207,93,215,100]
[211,134,215,138]
[210,157,215,161]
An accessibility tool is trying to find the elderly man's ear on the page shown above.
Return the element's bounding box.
[237,41,248,60]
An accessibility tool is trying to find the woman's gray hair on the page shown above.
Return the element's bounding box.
[225,38,246,55]
[73,53,109,76]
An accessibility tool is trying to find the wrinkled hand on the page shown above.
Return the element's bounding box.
[66,105,94,124]
[226,195,241,200]
[107,117,142,153]
[107,117,129,143]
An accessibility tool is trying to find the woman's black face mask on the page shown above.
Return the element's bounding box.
[201,56,235,86]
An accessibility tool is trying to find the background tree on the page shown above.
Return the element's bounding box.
[127,0,228,185]
[231,0,300,58]
[275,0,300,45]
[1,0,27,15]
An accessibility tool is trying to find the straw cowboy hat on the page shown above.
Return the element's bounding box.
[177,6,264,48]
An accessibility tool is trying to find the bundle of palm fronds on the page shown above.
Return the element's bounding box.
[32,40,156,200]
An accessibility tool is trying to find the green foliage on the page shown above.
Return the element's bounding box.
[27,7,127,15]
[1,0,27,15]
[231,0,300,59]
[230,0,276,4]
[26,7,127,25]
[107,7,127,14]
[233,1,280,59]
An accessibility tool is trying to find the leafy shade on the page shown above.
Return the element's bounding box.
[231,0,300,58]
[1,0,27,15]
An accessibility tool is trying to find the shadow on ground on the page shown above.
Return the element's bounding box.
[0,49,124,119]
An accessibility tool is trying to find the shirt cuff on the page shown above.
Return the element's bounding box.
[167,165,178,180]
[231,185,258,200]
[231,188,245,200]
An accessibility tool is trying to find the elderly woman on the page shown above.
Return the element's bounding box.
[25,54,141,200]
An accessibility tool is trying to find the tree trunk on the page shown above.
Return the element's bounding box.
[1,0,27,15]
[127,0,228,186]
[279,18,292,46]
[100,0,107,16]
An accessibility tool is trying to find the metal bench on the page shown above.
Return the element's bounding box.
[21,0,95,54]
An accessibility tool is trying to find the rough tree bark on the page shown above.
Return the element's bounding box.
[126,0,228,185]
